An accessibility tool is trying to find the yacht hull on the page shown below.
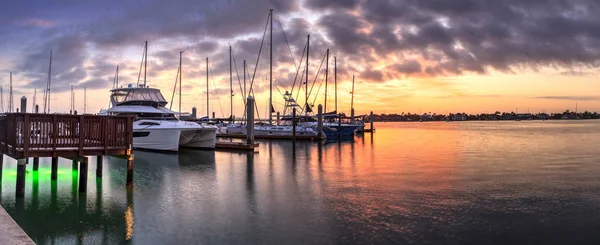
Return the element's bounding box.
[133,128,181,152]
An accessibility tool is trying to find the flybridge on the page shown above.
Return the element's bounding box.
[110,86,168,107]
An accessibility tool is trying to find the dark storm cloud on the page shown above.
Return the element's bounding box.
[317,0,600,78]
[392,60,422,75]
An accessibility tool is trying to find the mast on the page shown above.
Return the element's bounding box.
[70,85,74,113]
[325,49,329,113]
[32,88,36,113]
[179,51,184,116]
[206,57,209,118]
[243,60,247,103]
[9,72,13,113]
[47,50,52,113]
[351,74,355,111]
[113,66,119,89]
[144,41,148,87]
[230,46,233,123]
[305,34,309,117]
[84,87,87,114]
[269,9,273,125]
[334,56,337,113]
[0,86,3,113]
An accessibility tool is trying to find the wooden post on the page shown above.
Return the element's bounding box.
[72,159,78,170]
[16,158,27,197]
[370,111,374,134]
[276,111,280,125]
[51,157,58,180]
[246,96,255,145]
[79,157,88,192]
[33,157,39,171]
[96,156,103,177]
[317,104,323,139]
[292,108,297,141]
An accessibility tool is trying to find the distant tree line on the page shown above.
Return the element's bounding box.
[372,110,599,122]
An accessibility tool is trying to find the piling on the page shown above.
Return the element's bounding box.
[246,96,255,145]
[51,157,58,180]
[20,96,27,113]
[96,156,103,177]
[33,157,39,171]
[351,108,355,123]
[292,108,297,141]
[317,104,323,139]
[79,157,88,192]
[212,112,216,119]
[370,111,374,133]
[16,158,27,197]
[35,104,39,113]
[72,159,78,170]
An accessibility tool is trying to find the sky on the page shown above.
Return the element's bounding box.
[1,0,599,117]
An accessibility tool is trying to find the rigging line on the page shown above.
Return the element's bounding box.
[275,15,299,72]
[231,49,246,106]
[169,65,180,110]
[293,65,306,108]
[249,10,270,95]
[307,50,327,104]
[136,44,145,86]
[312,68,327,106]
[208,60,225,118]
[289,43,307,97]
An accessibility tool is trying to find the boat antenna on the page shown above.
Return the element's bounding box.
[84,86,87,114]
[0,85,3,113]
[9,72,13,113]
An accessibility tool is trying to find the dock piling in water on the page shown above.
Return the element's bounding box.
[370,111,374,134]
[33,157,39,171]
[16,158,26,197]
[51,157,58,180]
[96,156,103,177]
[246,96,255,145]
[72,159,78,170]
[0,155,3,182]
[79,157,88,192]
[318,104,323,139]
[127,146,134,186]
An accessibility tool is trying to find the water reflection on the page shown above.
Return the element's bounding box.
[2,121,600,244]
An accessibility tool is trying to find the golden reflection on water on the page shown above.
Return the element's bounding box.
[125,206,134,240]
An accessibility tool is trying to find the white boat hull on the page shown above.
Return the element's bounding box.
[133,120,218,151]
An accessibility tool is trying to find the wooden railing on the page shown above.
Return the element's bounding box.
[0,113,134,158]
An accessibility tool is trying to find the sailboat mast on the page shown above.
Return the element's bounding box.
[9,72,13,113]
[84,87,87,114]
[305,34,309,117]
[269,9,273,125]
[144,41,148,87]
[334,56,337,113]
[325,49,329,113]
[70,85,74,113]
[47,50,52,113]
[0,86,3,113]
[32,88,36,113]
[179,51,184,116]
[206,57,209,118]
[243,60,247,103]
[351,74,355,112]
[230,46,233,123]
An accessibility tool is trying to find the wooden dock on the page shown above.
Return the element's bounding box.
[215,142,259,152]
[0,113,135,197]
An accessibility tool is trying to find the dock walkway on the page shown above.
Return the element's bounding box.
[0,205,34,245]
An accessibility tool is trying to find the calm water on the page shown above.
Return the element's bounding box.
[2,121,600,244]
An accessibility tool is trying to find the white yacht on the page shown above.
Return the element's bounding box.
[104,85,217,151]
[223,123,321,138]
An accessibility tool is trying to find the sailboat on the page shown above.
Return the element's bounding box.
[103,41,218,151]
[223,9,322,139]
